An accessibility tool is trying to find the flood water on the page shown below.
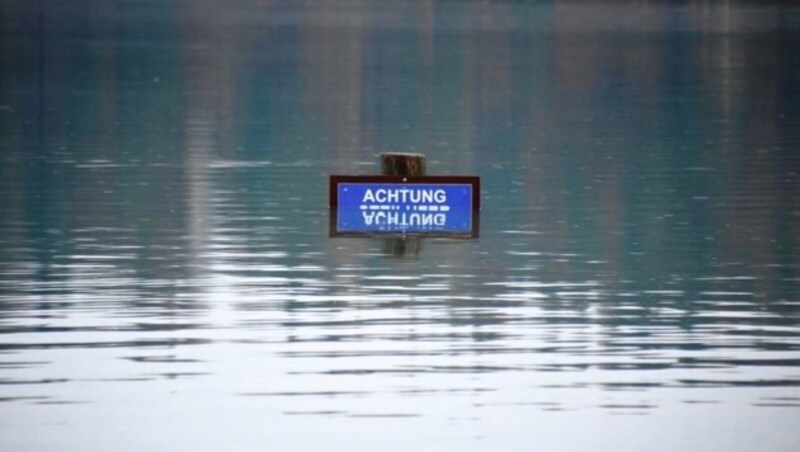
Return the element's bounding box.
[2,1,800,450]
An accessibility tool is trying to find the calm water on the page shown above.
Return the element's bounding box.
[2,1,800,450]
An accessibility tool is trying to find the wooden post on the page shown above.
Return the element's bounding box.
[380,152,426,256]
[381,152,426,177]
[383,236,422,256]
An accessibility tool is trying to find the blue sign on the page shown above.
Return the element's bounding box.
[330,176,480,237]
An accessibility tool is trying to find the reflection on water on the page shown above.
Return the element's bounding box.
[1,1,800,451]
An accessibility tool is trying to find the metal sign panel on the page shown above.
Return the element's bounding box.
[329,175,480,237]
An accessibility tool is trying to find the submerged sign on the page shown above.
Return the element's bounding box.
[329,175,480,237]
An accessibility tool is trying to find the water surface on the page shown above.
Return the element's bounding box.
[1,1,799,451]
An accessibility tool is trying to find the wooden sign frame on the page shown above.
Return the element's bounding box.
[329,175,481,238]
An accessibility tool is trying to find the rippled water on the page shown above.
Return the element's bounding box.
[2,1,800,451]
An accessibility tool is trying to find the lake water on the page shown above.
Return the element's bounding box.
[1,1,799,450]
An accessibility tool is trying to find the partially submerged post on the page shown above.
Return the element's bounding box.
[380,152,426,256]
[381,152,426,177]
